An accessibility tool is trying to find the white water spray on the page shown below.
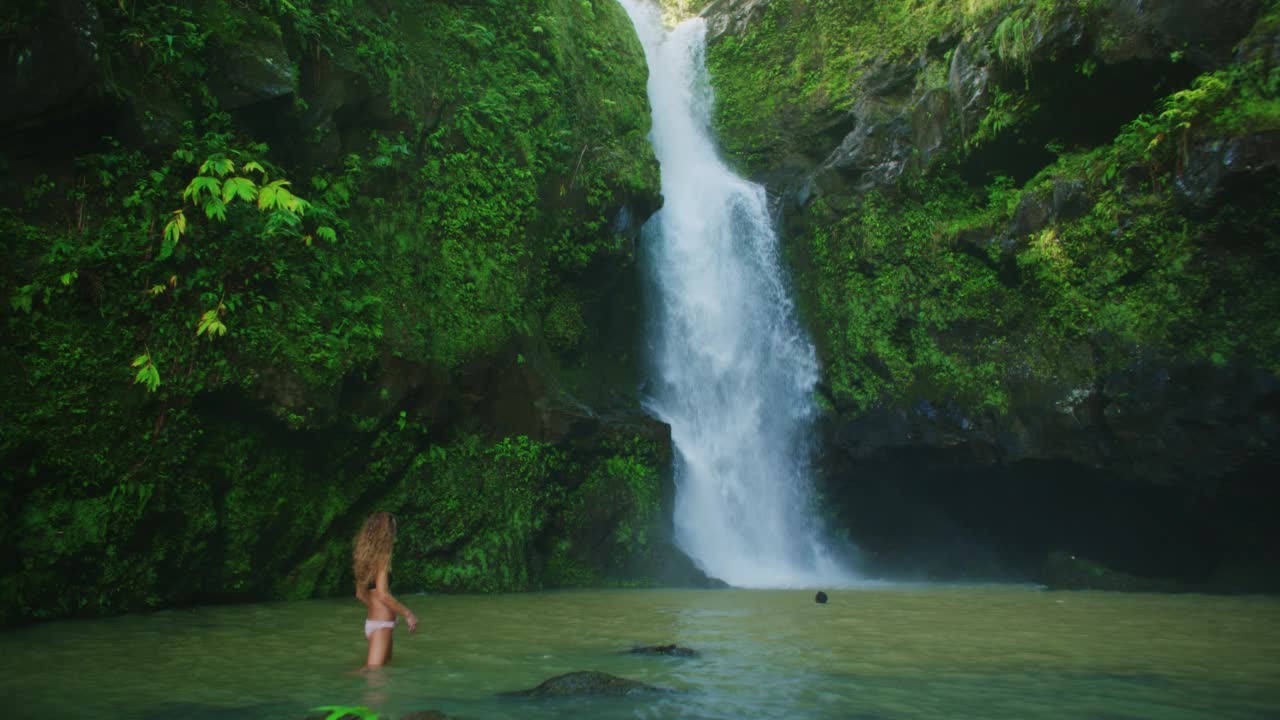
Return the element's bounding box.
[617,1,856,588]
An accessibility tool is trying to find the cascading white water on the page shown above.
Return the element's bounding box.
[617,0,856,588]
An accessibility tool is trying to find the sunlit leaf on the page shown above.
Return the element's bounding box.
[182,176,221,203]
[199,157,236,177]
[163,210,186,246]
[258,180,289,211]
[242,161,266,176]
[222,176,257,204]
[131,353,160,393]
[316,226,337,243]
[196,308,227,339]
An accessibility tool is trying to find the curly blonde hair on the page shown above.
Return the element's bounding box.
[353,511,396,591]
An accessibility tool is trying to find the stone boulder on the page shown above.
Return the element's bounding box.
[627,643,699,657]
[206,25,296,111]
[500,670,670,697]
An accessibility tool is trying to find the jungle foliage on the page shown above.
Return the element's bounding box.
[706,0,1280,414]
[0,0,662,622]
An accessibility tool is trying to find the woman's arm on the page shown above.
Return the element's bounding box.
[373,567,418,632]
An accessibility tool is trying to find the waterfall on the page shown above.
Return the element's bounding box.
[617,0,856,588]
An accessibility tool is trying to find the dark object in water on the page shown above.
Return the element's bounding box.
[815,591,828,604]
[627,643,698,657]
[499,670,669,697]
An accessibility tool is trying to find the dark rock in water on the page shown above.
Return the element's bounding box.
[500,670,669,697]
[815,591,829,604]
[628,643,698,657]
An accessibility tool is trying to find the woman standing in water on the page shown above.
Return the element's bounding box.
[353,512,418,667]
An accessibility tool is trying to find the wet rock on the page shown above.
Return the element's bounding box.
[948,39,995,139]
[861,59,918,98]
[207,24,296,110]
[1010,194,1053,238]
[500,670,669,697]
[1051,179,1092,221]
[1097,0,1264,69]
[911,88,954,170]
[809,99,915,205]
[0,0,106,132]
[293,47,402,166]
[1175,132,1280,209]
[703,0,774,44]
[627,643,699,657]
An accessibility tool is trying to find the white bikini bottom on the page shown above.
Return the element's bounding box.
[364,619,397,639]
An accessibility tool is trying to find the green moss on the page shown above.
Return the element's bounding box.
[798,177,1022,413]
[384,432,666,593]
[1,0,663,622]
[705,0,1088,173]
[541,291,587,352]
[720,0,1280,414]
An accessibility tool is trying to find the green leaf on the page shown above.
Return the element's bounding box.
[258,180,279,210]
[200,157,236,177]
[258,180,309,215]
[196,308,228,339]
[131,354,160,393]
[163,210,187,246]
[204,197,227,222]
[59,271,78,286]
[222,176,257,204]
[316,226,337,243]
[10,286,34,313]
[182,176,222,204]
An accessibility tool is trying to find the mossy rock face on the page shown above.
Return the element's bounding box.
[701,0,1280,590]
[0,0,669,623]
[701,0,1280,476]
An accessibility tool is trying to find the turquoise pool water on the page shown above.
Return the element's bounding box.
[2,586,1277,719]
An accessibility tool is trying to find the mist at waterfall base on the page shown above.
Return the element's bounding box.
[618,0,860,589]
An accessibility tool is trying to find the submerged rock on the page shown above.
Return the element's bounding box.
[500,670,669,697]
[627,643,699,657]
